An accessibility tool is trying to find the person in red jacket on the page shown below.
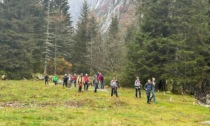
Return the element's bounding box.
[84,74,89,90]
[97,73,102,89]
[73,74,77,87]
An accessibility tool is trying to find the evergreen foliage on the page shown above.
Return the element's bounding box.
[125,0,210,98]
[71,1,102,74]
[0,0,45,79]
[0,0,73,79]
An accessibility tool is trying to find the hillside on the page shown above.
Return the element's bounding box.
[0,80,209,125]
[69,0,137,32]
[92,0,137,33]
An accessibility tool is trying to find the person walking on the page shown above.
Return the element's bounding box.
[144,79,152,104]
[67,74,72,88]
[93,75,99,93]
[97,72,101,89]
[73,74,77,87]
[150,77,157,104]
[44,74,49,85]
[63,74,68,88]
[84,74,89,90]
[110,77,118,97]
[53,74,58,85]
[77,73,84,92]
[100,73,104,89]
[134,77,141,98]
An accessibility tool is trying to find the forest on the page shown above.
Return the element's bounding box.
[0,0,210,101]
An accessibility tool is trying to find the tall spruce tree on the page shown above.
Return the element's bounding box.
[167,0,210,95]
[42,0,73,74]
[50,0,73,74]
[125,0,210,96]
[104,16,123,73]
[71,1,90,73]
[86,15,102,74]
[0,0,45,79]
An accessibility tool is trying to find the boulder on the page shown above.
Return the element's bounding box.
[37,74,44,80]
[1,75,6,80]
[206,94,210,105]
[57,80,63,84]
[200,97,206,104]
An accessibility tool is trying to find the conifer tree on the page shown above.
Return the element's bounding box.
[71,1,90,73]
[42,0,73,74]
[104,16,123,72]
[0,0,45,79]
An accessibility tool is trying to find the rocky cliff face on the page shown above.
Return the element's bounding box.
[69,0,137,32]
[93,0,137,33]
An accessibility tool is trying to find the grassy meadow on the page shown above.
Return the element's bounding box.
[0,80,209,126]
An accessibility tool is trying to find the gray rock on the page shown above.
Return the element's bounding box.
[206,94,210,105]
[200,121,210,125]
[57,80,63,84]
[1,75,6,80]
[200,97,206,104]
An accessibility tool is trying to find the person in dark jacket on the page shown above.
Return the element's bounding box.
[63,74,68,88]
[93,75,98,93]
[44,74,49,85]
[144,79,152,104]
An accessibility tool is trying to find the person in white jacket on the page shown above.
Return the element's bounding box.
[110,77,118,97]
[134,77,141,98]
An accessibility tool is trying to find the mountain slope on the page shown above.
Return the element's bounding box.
[93,0,137,33]
[69,0,138,32]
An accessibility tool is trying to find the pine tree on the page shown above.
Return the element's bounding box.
[168,0,210,94]
[42,0,73,74]
[71,1,90,73]
[104,16,123,72]
[86,15,102,74]
[0,0,45,79]
[124,0,210,95]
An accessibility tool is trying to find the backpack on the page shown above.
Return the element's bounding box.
[101,76,104,81]
[63,76,68,82]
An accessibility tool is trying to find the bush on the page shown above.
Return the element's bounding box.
[0,70,6,76]
[48,58,72,75]
[7,70,32,80]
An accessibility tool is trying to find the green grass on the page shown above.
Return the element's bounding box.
[0,80,209,126]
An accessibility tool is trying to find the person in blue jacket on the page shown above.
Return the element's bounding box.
[144,79,152,104]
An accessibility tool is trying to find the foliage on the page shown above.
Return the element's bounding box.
[42,0,73,74]
[0,0,45,79]
[47,58,72,75]
[71,1,90,73]
[124,0,210,98]
[103,16,125,73]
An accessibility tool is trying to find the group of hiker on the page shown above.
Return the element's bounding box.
[44,73,157,104]
[44,72,104,93]
[136,77,157,104]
